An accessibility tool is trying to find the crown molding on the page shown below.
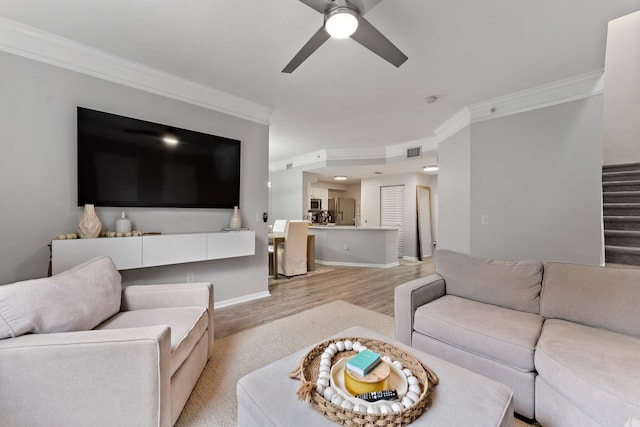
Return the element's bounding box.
[469,70,604,124]
[433,108,472,141]
[0,17,272,125]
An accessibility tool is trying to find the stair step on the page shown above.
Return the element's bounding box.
[603,216,640,231]
[603,203,640,216]
[603,191,640,203]
[604,230,640,246]
[605,245,640,266]
[602,171,640,182]
[602,180,640,191]
[602,162,640,173]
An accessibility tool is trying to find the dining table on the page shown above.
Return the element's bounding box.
[268,232,315,278]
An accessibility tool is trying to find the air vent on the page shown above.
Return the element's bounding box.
[286,163,293,169]
[406,147,422,158]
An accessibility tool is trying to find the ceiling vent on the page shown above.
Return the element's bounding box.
[406,147,422,158]
[286,163,293,169]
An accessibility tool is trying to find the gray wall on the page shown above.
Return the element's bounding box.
[437,126,471,253]
[0,52,270,304]
[469,97,603,264]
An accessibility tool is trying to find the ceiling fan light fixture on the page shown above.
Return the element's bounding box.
[325,7,359,39]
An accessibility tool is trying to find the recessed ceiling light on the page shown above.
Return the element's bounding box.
[423,165,439,172]
[334,176,348,181]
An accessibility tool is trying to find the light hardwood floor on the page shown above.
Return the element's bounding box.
[214,259,435,339]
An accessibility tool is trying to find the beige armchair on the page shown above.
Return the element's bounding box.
[276,220,308,277]
[0,257,214,427]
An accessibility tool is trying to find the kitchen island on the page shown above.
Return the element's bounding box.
[309,225,399,268]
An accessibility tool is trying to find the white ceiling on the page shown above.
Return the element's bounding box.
[2,0,639,171]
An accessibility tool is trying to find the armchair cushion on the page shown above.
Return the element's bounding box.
[0,257,121,339]
[97,306,208,375]
[435,250,543,314]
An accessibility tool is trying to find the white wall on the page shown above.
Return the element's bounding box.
[269,167,304,221]
[0,52,270,305]
[470,97,603,264]
[437,127,471,253]
[603,10,640,165]
[360,173,423,259]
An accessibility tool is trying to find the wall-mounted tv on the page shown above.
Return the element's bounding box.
[77,107,241,209]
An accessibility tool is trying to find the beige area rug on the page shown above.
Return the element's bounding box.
[268,264,335,286]
[176,300,535,427]
[176,300,394,427]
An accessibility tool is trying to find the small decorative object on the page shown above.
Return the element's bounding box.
[290,337,439,426]
[77,204,102,239]
[230,206,242,230]
[115,211,131,233]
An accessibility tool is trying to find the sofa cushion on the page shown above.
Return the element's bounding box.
[413,295,543,371]
[541,262,640,339]
[435,250,543,314]
[96,306,208,376]
[0,257,122,339]
[535,319,640,425]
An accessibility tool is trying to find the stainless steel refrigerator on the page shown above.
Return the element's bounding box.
[328,197,356,225]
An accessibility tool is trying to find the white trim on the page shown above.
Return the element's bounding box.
[401,256,419,261]
[0,17,272,125]
[326,147,387,160]
[434,108,471,141]
[469,70,604,124]
[213,290,271,309]
[315,260,400,268]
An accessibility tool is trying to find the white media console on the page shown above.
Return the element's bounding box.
[51,230,255,275]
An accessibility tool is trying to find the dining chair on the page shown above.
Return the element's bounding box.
[272,219,288,233]
[276,220,308,277]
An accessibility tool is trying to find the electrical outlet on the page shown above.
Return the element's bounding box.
[343,243,349,251]
[481,215,490,225]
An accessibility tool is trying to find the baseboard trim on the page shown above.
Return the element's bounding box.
[315,260,400,268]
[214,290,271,309]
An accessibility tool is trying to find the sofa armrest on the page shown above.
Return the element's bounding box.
[394,274,446,346]
[0,326,172,427]
[122,282,214,358]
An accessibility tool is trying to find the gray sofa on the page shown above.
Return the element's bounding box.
[395,249,640,426]
[0,256,214,427]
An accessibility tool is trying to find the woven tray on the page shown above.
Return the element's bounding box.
[289,337,439,427]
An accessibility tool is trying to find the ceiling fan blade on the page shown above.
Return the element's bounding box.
[282,27,331,73]
[345,0,383,15]
[350,16,408,67]
[298,0,333,14]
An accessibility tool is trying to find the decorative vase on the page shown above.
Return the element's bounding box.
[115,211,131,233]
[230,206,242,231]
[77,204,102,239]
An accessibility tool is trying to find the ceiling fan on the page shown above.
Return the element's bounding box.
[282,0,408,73]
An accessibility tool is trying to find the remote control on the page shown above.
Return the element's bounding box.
[355,389,398,402]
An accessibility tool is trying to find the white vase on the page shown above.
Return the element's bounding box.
[115,211,131,233]
[77,204,102,239]
[230,206,242,230]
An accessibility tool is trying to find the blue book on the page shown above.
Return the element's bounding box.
[346,350,381,376]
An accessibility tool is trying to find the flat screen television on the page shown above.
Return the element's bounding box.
[77,107,241,208]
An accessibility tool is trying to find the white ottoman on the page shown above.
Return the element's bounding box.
[237,326,514,427]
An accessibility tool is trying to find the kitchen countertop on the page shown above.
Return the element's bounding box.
[309,225,398,231]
